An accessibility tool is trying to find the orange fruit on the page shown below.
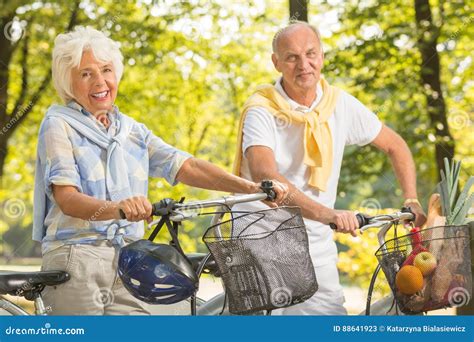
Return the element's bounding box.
[395,265,424,295]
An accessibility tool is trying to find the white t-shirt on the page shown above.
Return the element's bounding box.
[234,78,382,266]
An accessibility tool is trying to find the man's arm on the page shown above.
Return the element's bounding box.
[370,125,427,226]
[245,146,359,236]
[52,158,289,222]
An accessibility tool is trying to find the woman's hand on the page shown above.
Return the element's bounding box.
[256,180,289,207]
[117,196,153,223]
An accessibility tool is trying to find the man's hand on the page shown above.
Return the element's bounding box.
[404,201,427,227]
[319,208,359,237]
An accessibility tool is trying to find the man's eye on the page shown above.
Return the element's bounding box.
[287,56,296,62]
[103,68,112,72]
[307,52,316,57]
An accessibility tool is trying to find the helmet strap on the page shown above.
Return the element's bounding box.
[148,216,187,258]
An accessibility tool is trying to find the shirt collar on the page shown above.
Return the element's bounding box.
[274,77,323,112]
[66,100,118,133]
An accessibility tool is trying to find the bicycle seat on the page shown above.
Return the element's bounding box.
[187,253,219,276]
[0,270,70,296]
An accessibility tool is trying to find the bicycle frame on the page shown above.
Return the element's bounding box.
[0,294,49,316]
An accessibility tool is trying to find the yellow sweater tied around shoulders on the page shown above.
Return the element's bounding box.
[233,78,340,192]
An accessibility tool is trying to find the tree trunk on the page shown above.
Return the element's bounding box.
[289,0,308,22]
[414,0,470,316]
[414,0,455,180]
[0,1,79,178]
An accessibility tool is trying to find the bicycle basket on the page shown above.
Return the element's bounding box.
[376,225,472,314]
[203,207,318,315]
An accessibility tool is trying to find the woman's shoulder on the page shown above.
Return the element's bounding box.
[39,105,71,133]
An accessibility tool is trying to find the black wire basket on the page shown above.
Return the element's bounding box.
[375,225,472,314]
[203,207,318,315]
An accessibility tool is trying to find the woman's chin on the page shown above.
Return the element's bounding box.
[89,104,113,115]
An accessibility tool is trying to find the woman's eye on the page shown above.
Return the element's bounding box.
[81,72,90,78]
[103,68,112,72]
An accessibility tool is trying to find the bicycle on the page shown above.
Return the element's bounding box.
[0,181,318,316]
[331,209,472,315]
[2,199,470,316]
[118,180,318,315]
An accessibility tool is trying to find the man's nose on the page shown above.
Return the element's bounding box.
[297,56,310,70]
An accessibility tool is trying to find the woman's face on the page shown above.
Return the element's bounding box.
[71,49,118,116]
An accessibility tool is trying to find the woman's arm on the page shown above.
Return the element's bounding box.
[52,185,152,222]
[175,157,288,204]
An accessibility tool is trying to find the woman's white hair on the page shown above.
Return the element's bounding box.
[52,26,124,103]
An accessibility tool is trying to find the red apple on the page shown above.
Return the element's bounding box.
[414,251,437,276]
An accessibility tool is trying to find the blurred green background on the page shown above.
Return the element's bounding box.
[0,0,472,307]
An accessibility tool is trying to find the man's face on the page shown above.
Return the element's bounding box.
[272,26,324,94]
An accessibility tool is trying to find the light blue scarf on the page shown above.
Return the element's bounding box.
[33,104,134,241]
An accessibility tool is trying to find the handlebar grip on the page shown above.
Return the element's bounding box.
[119,209,126,220]
[260,180,276,201]
[329,213,369,230]
[151,198,177,216]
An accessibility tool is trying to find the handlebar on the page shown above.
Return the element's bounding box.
[329,207,416,251]
[329,214,370,231]
[119,180,276,220]
[329,207,416,231]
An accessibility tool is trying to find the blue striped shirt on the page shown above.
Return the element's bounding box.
[33,102,192,254]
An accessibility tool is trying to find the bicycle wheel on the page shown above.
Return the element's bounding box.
[364,264,399,315]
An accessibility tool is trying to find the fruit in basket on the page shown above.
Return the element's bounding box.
[414,251,437,276]
[402,245,428,266]
[396,265,424,295]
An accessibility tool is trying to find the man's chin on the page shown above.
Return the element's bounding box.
[296,80,318,91]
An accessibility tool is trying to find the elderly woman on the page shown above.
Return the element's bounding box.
[33,26,287,315]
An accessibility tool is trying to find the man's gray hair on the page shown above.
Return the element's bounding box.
[52,26,124,103]
[272,21,323,55]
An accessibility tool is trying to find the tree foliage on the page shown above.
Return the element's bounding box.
[0,2,471,306]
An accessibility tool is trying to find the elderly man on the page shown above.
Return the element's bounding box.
[233,21,426,315]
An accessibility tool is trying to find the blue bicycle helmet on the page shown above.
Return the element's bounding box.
[118,240,198,304]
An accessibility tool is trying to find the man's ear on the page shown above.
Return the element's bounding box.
[272,53,280,72]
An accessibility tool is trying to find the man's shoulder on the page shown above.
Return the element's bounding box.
[244,106,276,122]
[333,88,368,111]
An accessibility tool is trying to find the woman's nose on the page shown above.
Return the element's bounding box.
[93,72,106,86]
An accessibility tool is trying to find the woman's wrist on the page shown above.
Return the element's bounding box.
[247,181,260,194]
